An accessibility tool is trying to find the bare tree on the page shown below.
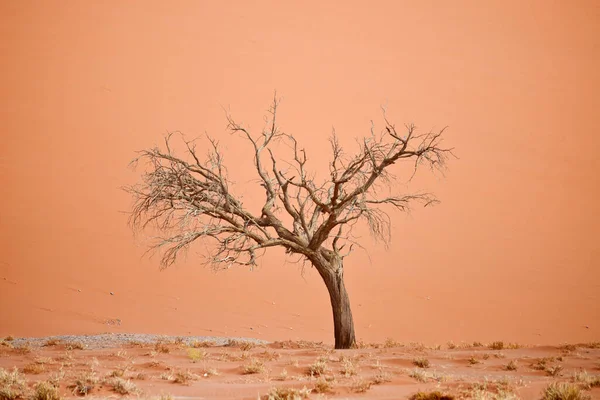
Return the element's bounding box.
[126,95,453,349]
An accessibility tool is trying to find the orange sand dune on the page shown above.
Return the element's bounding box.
[1,1,599,346]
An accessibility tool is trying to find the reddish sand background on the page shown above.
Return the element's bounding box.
[1,1,599,346]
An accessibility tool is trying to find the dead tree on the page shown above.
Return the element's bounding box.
[126,96,453,349]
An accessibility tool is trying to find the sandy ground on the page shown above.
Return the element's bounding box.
[1,335,599,399]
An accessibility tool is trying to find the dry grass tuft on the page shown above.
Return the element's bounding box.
[351,378,372,393]
[31,381,61,400]
[307,360,327,377]
[272,340,323,350]
[413,357,430,368]
[242,359,265,375]
[340,358,358,377]
[541,382,590,400]
[469,356,481,365]
[187,348,208,362]
[410,391,455,400]
[12,344,31,355]
[0,367,28,400]
[191,340,216,348]
[489,342,505,350]
[384,338,401,348]
[68,372,98,396]
[106,377,140,395]
[173,370,199,385]
[263,386,311,400]
[65,341,85,350]
[572,371,600,390]
[372,370,392,384]
[313,378,334,394]
[22,363,46,375]
[108,367,127,378]
[43,339,61,347]
[505,360,518,371]
[546,365,564,377]
[154,342,170,354]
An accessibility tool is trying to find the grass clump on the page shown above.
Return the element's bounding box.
[173,370,199,385]
[489,342,505,350]
[31,382,61,400]
[572,371,600,390]
[372,370,392,384]
[67,372,98,396]
[191,340,216,348]
[410,391,455,400]
[307,360,327,377]
[65,341,85,350]
[187,348,207,362]
[351,379,372,393]
[43,339,60,347]
[68,372,98,396]
[106,377,139,395]
[340,358,357,377]
[154,342,170,354]
[263,386,311,400]
[541,382,590,400]
[242,359,265,375]
[384,338,401,348]
[505,360,518,371]
[469,356,481,365]
[22,363,45,375]
[546,365,564,377]
[0,367,28,400]
[413,357,430,368]
[313,378,334,394]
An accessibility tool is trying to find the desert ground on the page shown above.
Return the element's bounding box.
[1,335,599,400]
[2,1,600,399]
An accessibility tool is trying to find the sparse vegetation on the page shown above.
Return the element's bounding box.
[68,372,98,396]
[410,391,455,400]
[489,342,504,350]
[154,342,170,354]
[187,348,208,362]
[469,356,480,365]
[547,365,564,377]
[384,338,401,348]
[408,368,446,383]
[12,344,31,355]
[106,377,139,395]
[372,370,392,384]
[263,386,311,400]
[413,357,430,368]
[31,381,61,400]
[22,363,45,374]
[0,367,28,400]
[541,382,590,400]
[65,341,85,350]
[191,340,216,348]
[351,378,372,393]
[307,360,327,376]
[43,339,61,347]
[340,358,358,377]
[242,359,265,375]
[173,370,199,384]
[505,360,518,371]
[447,341,457,349]
[572,371,600,390]
[108,367,127,378]
[313,378,334,394]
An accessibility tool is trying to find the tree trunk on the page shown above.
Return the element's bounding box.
[319,258,356,349]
